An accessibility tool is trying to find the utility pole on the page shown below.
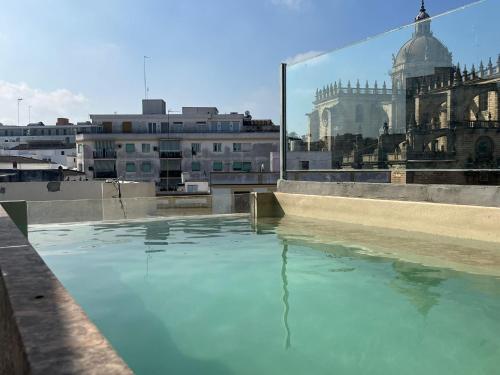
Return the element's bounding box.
[28,105,32,124]
[17,98,23,126]
[143,56,150,99]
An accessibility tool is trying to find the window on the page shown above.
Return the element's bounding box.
[103,122,112,133]
[233,161,251,171]
[233,143,242,152]
[160,140,180,151]
[142,144,151,153]
[125,144,135,153]
[191,143,201,155]
[123,122,132,133]
[126,162,136,172]
[300,160,310,170]
[479,92,488,112]
[213,143,222,152]
[148,122,157,134]
[61,151,65,155]
[187,185,198,193]
[141,162,152,173]
[233,162,242,171]
[191,161,201,171]
[77,144,83,153]
[161,122,169,133]
[242,162,252,172]
[213,161,223,171]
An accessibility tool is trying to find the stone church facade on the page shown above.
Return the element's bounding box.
[306,1,500,170]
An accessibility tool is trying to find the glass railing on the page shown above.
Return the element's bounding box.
[284,0,500,184]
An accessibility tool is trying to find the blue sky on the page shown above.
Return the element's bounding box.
[0,0,476,125]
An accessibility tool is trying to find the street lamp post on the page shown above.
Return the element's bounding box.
[143,56,150,99]
[17,98,23,126]
[28,105,32,124]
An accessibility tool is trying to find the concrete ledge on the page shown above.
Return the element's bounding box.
[278,179,500,208]
[0,201,28,237]
[274,192,500,243]
[250,192,284,219]
[0,206,133,374]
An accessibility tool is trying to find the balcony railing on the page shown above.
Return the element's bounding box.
[160,170,182,178]
[93,150,116,159]
[159,151,182,159]
[93,171,117,179]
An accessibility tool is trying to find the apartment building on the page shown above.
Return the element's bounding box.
[0,119,99,149]
[0,119,101,168]
[76,99,279,192]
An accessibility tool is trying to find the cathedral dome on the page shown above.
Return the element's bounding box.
[393,1,452,69]
[394,34,452,67]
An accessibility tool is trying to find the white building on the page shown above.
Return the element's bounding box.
[0,119,99,169]
[76,100,280,192]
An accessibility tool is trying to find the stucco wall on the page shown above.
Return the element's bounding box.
[0,181,155,202]
[278,179,500,208]
[273,191,500,243]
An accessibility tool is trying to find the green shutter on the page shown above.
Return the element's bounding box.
[192,161,201,171]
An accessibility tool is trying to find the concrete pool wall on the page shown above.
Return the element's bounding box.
[252,180,500,243]
[0,205,133,374]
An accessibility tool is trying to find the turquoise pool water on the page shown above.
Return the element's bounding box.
[30,216,500,375]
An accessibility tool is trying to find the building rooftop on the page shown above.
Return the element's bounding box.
[10,142,76,150]
[0,155,56,164]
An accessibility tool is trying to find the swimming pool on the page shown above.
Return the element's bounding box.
[30,215,500,375]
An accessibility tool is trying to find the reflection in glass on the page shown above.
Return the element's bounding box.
[287,0,500,172]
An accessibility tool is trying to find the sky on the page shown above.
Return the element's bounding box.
[0,0,476,126]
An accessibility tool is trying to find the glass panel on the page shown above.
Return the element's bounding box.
[233,161,242,171]
[159,140,180,151]
[191,161,201,171]
[126,162,136,172]
[286,0,500,183]
[141,162,152,172]
[125,144,135,153]
[213,161,223,171]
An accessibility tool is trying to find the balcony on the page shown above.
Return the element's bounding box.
[160,170,182,178]
[93,171,117,179]
[93,150,117,159]
[159,151,182,159]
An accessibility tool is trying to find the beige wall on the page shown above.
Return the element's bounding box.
[274,192,500,243]
[0,181,155,202]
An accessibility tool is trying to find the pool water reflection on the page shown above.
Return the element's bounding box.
[30,216,500,375]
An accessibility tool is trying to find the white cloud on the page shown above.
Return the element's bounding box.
[0,81,89,125]
[285,50,325,65]
[271,0,305,10]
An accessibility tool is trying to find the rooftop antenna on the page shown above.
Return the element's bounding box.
[143,56,150,99]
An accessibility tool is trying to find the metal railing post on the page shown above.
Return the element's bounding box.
[280,63,287,181]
